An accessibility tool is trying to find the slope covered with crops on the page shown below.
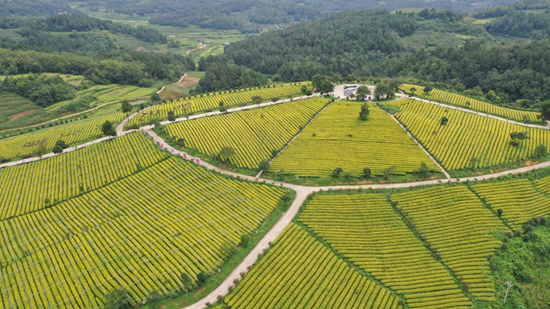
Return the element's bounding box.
[391,186,507,301]
[165,97,328,169]
[0,157,285,308]
[298,194,472,309]
[472,178,550,230]
[270,101,440,177]
[225,223,402,309]
[0,113,125,160]
[0,132,167,220]
[399,84,540,122]
[128,83,307,127]
[390,98,550,171]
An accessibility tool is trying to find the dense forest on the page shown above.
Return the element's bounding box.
[473,0,550,18]
[485,10,550,38]
[0,0,81,16]
[0,15,167,44]
[0,48,195,87]
[223,9,550,105]
[193,56,268,93]
[0,15,167,55]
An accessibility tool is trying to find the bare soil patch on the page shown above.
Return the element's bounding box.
[175,76,200,88]
[9,109,36,121]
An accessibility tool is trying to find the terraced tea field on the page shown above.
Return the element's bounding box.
[399,84,540,122]
[0,133,167,220]
[165,98,328,169]
[390,99,550,171]
[270,101,440,177]
[391,186,506,301]
[225,223,402,309]
[0,113,125,159]
[128,83,307,127]
[0,157,284,308]
[472,178,550,230]
[298,194,472,309]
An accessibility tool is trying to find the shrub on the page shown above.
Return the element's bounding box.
[197,272,208,286]
[53,145,63,154]
[259,159,270,171]
[502,243,509,250]
[241,234,251,248]
[168,114,176,122]
[131,124,139,130]
[522,234,531,242]
[363,167,372,179]
[524,224,534,233]
[333,167,343,178]
[503,236,509,243]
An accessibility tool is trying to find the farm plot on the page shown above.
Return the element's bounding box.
[399,84,540,122]
[165,98,328,169]
[299,194,472,309]
[391,186,507,301]
[225,223,401,309]
[128,83,307,127]
[0,93,49,131]
[471,179,550,230]
[0,132,167,220]
[0,157,285,308]
[270,101,440,177]
[0,113,124,159]
[391,99,550,171]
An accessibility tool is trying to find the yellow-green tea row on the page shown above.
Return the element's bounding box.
[225,223,401,309]
[472,178,550,230]
[270,101,439,177]
[166,97,328,169]
[0,132,167,220]
[0,158,285,308]
[391,186,506,301]
[0,113,124,159]
[391,99,550,170]
[299,194,472,309]
[399,84,540,122]
[128,83,307,127]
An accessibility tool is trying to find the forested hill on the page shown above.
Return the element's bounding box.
[0,0,81,16]
[0,15,167,55]
[224,10,429,81]
[224,9,550,105]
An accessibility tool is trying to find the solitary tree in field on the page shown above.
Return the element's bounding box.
[300,85,308,94]
[440,116,449,125]
[535,144,548,157]
[319,80,334,95]
[424,85,433,93]
[151,93,161,104]
[356,86,371,100]
[168,111,176,122]
[197,272,208,286]
[363,167,372,179]
[359,103,370,121]
[219,100,224,107]
[218,146,235,162]
[104,289,132,309]
[241,234,251,248]
[418,162,430,179]
[53,145,63,154]
[259,159,270,171]
[540,100,550,121]
[333,167,343,178]
[252,95,262,104]
[35,144,47,159]
[497,209,504,218]
[181,273,193,296]
[121,100,132,113]
[101,120,117,136]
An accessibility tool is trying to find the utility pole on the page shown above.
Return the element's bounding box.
[504,281,513,305]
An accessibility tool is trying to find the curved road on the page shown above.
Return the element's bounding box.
[2,90,550,309]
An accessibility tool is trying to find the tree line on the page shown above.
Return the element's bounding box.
[1,74,77,107]
[0,48,196,87]
[193,56,268,93]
